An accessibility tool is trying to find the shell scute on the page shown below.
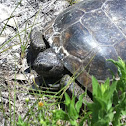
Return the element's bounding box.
[114,40,126,60]
[53,9,84,32]
[103,0,126,35]
[76,67,92,92]
[81,9,125,45]
[76,0,105,12]
[62,22,97,59]
[63,55,83,74]
[82,46,118,80]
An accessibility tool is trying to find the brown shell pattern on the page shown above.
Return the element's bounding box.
[44,0,126,92]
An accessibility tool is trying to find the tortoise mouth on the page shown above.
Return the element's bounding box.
[33,62,53,72]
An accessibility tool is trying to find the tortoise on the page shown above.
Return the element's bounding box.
[29,0,126,93]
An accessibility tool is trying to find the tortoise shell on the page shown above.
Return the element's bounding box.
[44,0,126,92]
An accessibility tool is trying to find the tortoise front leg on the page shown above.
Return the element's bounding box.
[60,74,92,103]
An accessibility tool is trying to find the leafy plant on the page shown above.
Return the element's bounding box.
[86,57,126,126]
[52,92,86,126]
[108,57,126,93]
[87,77,117,126]
[108,57,126,126]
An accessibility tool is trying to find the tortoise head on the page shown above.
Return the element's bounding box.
[33,48,64,77]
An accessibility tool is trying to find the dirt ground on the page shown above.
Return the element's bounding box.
[0,0,69,125]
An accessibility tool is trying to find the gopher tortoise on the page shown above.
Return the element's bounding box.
[29,0,126,93]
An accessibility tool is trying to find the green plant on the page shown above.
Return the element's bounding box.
[16,99,57,126]
[52,92,86,126]
[17,57,126,126]
[17,115,30,126]
[87,77,117,126]
[108,57,126,126]
[67,0,80,5]
[86,57,126,126]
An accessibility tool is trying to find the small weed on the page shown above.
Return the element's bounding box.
[67,0,80,5]
[17,115,30,126]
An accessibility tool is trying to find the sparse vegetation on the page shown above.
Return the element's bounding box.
[67,0,80,5]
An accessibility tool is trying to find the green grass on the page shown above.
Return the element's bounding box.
[14,58,126,126]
